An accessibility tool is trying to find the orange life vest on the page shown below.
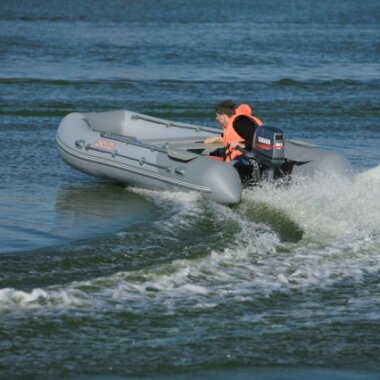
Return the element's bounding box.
[223,104,264,162]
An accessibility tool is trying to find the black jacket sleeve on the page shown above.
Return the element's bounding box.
[233,116,258,151]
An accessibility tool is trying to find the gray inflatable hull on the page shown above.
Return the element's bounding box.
[56,110,352,204]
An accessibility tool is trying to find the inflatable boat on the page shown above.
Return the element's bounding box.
[56,110,352,204]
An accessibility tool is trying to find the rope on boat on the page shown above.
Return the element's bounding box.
[130,113,218,134]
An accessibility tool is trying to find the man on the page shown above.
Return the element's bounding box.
[205,100,263,181]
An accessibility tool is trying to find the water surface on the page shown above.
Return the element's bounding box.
[0,1,379,379]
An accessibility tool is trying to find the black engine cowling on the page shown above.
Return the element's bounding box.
[253,125,285,162]
[247,125,286,181]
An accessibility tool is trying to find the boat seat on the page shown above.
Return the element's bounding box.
[85,110,126,135]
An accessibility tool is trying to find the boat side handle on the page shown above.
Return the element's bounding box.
[75,139,86,149]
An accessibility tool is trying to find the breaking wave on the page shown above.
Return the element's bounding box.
[1,166,379,313]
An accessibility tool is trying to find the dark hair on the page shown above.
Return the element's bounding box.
[215,100,236,117]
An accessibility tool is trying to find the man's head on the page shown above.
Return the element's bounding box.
[215,100,236,128]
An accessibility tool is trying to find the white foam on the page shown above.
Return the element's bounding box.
[243,167,380,242]
[131,187,202,208]
[356,164,380,184]
[0,286,87,309]
[131,187,205,233]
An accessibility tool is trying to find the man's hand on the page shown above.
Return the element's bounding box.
[204,136,223,144]
[229,141,245,149]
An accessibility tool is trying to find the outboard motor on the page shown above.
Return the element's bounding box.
[249,125,286,181]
